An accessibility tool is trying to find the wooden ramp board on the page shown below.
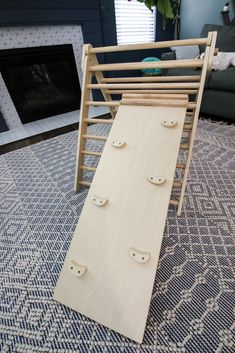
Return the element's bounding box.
[54,102,187,343]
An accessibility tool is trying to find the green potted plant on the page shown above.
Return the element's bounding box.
[137,0,174,20]
[130,0,181,36]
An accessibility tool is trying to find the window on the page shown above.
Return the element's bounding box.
[114,0,156,45]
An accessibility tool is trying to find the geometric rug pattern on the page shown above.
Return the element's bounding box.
[0,120,235,353]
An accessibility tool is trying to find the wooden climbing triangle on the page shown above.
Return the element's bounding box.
[54,32,217,343]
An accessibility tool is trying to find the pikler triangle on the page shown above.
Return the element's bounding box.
[54,32,217,343]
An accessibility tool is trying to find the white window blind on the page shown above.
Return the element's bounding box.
[114,0,156,45]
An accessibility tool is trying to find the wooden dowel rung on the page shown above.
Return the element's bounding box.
[89,60,203,72]
[187,103,197,109]
[121,99,195,109]
[120,99,188,108]
[87,83,200,89]
[173,181,183,188]
[101,75,201,83]
[86,99,194,108]
[169,199,179,206]
[122,93,188,100]
[105,90,198,95]
[84,118,114,124]
[180,143,190,150]
[78,181,91,187]
[81,150,102,157]
[183,123,193,130]
[88,39,209,54]
[80,166,97,172]
[86,101,119,107]
[176,163,186,169]
[83,134,108,141]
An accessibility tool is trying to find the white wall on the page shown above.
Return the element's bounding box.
[180,0,235,38]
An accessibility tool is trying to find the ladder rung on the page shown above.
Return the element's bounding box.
[183,123,193,130]
[87,99,193,109]
[80,166,97,172]
[89,39,210,54]
[78,181,91,187]
[81,150,102,157]
[120,99,188,108]
[83,134,108,141]
[86,101,119,107]
[180,143,189,150]
[169,199,179,206]
[176,163,186,169]
[84,118,114,124]
[89,59,204,72]
[87,83,200,90]
[187,103,197,109]
[100,75,201,83]
[122,93,188,100]
[105,90,198,95]
[173,181,182,188]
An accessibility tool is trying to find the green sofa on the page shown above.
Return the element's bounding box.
[161,24,235,122]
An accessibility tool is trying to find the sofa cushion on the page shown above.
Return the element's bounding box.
[206,67,235,92]
[201,89,235,121]
[200,24,235,52]
[165,67,200,77]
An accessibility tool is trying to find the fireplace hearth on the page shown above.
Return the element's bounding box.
[0,44,81,124]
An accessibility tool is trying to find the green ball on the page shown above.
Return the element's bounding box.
[141,57,161,75]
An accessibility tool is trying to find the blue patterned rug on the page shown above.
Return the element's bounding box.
[1,120,235,353]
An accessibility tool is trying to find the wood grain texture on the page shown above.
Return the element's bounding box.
[54,103,187,343]
[88,38,210,54]
[105,89,198,95]
[101,76,201,83]
[74,32,217,215]
[89,59,204,72]
[87,83,200,89]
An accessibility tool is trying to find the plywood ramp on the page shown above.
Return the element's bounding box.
[54,101,187,343]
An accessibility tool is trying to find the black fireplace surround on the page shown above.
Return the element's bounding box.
[0,44,81,124]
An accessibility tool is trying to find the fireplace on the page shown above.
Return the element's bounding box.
[0,44,81,124]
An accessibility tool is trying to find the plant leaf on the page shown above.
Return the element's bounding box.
[156,0,174,19]
[136,0,174,19]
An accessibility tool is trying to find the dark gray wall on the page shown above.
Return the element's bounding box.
[0,0,174,85]
[0,0,117,49]
[180,0,235,38]
[0,0,174,58]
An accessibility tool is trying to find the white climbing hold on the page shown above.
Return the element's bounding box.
[92,196,108,207]
[111,139,126,148]
[161,120,177,128]
[129,247,150,264]
[70,260,87,278]
[148,176,166,185]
